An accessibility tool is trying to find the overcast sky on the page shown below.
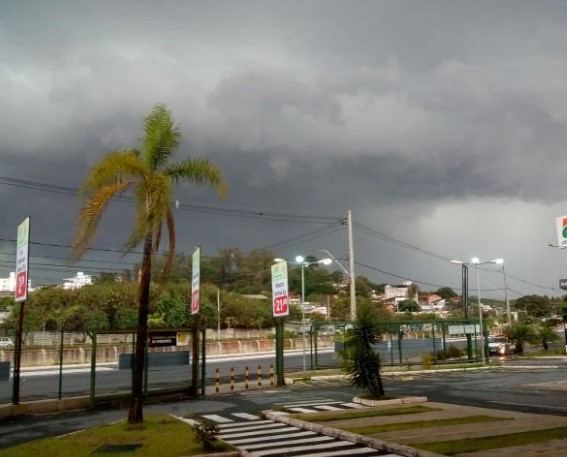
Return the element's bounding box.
[2,0,567,299]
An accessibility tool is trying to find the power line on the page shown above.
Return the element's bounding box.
[0,176,336,224]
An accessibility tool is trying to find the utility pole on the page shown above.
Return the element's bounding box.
[502,266,511,326]
[347,210,356,321]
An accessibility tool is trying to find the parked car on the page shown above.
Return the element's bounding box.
[0,337,14,348]
[488,336,515,356]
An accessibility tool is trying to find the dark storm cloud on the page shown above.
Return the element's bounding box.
[2,1,567,293]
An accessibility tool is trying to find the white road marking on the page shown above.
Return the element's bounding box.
[292,447,381,457]
[227,430,316,445]
[202,414,233,423]
[314,405,343,411]
[242,435,335,450]
[219,425,296,439]
[231,412,261,420]
[219,420,271,428]
[254,440,362,456]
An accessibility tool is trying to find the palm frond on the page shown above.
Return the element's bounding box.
[124,174,172,252]
[143,104,181,171]
[72,180,132,260]
[164,158,228,198]
[80,150,145,196]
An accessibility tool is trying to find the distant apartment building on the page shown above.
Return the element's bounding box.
[384,281,417,304]
[62,272,93,290]
[0,272,32,294]
[0,272,16,292]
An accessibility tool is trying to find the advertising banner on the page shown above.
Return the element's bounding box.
[15,217,30,303]
[191,247,200,314]
[271,261,289,317]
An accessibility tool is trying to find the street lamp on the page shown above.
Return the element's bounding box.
[274,255,332,372]
[451,257,502,365]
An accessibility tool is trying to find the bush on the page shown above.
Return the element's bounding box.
[192,419,219,452]
[422,353,437,369]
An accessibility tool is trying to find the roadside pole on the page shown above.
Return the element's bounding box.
[12,217,30,405]
[191,247,201,396]
[272,261,289,386]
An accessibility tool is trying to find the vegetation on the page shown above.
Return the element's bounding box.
[71,104,226,424]
[341,415,506,435]
[418,426,567,455]
[398,299,419,313]
[0,415,228,457]
[340,304,385,398]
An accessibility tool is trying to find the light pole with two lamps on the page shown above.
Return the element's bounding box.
[451,257,503,365]
[274,256,332,372]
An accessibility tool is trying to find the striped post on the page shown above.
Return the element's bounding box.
[269,364,275,387]
[245,366,249,390]
[257,365,262,387]
[215,368,220,394]
[230,367,235,392]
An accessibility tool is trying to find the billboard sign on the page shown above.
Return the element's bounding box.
[191,247,200,314]
[556,215,567,247]
[148,332,177,347]
[271,261,289,317]
[15,217,30,302]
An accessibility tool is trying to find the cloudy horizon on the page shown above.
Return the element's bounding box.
[2,1,567,299]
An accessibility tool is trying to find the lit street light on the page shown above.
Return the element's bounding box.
[451,257,503,365]
[274,255,332,372]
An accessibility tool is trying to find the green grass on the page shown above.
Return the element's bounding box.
[417,426,567,455]
[341,415,507,435]
[0,414,231,457]
[293,405,439,422]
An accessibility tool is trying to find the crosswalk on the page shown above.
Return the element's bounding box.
[196,412,401,457]
[239,389,367,413]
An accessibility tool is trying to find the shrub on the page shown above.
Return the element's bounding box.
[192,419,219,452]
[421,353,437,369]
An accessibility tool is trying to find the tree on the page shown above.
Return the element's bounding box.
[72,104,226,424]
[340,303,385,398]
[435,287,458,299]
[398,299,420,313]
[514,295,553,319]
[505,321,536,355]
[535,323,560,351]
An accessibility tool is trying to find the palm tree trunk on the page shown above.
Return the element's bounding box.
[128,233,153,424]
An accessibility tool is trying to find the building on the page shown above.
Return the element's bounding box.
[0,272,16,293]
[0,272,32,294]
[62,272,93,290]
[384,281,418,307]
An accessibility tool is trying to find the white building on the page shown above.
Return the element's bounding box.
[62,272,93,290]
[384,281,417,306]
[0,272,16,292]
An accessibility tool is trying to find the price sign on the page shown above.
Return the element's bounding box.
[271,261,289,317]
[15,217,30,303]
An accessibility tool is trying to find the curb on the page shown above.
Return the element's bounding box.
[264,410,445,457]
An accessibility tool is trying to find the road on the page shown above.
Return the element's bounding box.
[382,360,567,416]
[0,338,464,403]
[2,361,567,452]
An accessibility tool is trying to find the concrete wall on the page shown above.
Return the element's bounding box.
[0,337,333,367]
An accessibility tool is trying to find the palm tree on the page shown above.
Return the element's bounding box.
[340,304,385,398]
[72,104,226,423]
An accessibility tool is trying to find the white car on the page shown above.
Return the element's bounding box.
[0,337,14,348]
[488,336,515,356]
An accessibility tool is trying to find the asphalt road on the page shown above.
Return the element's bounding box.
[382,362,567,416]
[0,338,470,403]
[1,360,567,451]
